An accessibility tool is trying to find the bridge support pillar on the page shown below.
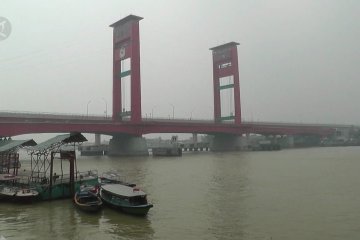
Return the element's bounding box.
[210,134,246,151]
[108,134,149,156]
[293,135,321,147]
[287,135,294,148]
[192,133,198,151]
[95,134,101,146]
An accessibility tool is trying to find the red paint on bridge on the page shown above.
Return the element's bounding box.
[0,115,334,137]
[210,42,241,125]
[110,15,142,123]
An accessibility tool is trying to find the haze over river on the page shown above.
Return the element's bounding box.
[0,147,359,240]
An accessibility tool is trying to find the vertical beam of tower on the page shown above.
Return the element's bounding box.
[210,42,241,125]
[110,15,143,123]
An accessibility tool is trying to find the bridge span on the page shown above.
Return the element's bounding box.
[0,112,335,137]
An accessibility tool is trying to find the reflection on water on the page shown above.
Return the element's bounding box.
[206,152,250,240]
[2,147,360,239]
[0,199,154,240]
[99,210,154,239]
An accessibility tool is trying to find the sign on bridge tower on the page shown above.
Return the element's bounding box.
[110,15,143,123]
[210,42,241,125]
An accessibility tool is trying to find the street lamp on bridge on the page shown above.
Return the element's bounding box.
[86,100,92,117]
[169,104,175,119]
[102,98,108,118]
[151,106,157,119]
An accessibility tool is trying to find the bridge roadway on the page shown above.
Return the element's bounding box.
[0,111,335,137]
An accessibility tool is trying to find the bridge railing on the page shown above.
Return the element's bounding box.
[0,110,354,129]
[0,110,110,121]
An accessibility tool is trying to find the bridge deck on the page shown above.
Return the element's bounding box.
[0,112,336,137]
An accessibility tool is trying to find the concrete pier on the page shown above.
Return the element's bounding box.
[286,135,294,148]
[95,134,101,145]
[192,133,198,150]
[108,134,149,156]
[210,134,245,152]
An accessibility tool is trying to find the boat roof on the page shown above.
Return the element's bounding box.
[0,139,37,153]
[101,184,147,197]
[30,133,87,152]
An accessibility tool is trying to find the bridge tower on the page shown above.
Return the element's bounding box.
[110,15,143,123]
[108,15,148,156]
[210,42,241,125]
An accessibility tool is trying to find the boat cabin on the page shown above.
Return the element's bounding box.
[101,184,149,205]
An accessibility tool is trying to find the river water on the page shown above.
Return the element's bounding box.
[1,146,360,240]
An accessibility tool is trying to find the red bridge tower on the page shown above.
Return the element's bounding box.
[110,15,143,123]
[210,42,241,125]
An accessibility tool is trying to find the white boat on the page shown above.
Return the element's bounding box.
[0,173,39,202]
[0,186,39,202]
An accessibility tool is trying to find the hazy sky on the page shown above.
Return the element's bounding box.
[1,0,360,127]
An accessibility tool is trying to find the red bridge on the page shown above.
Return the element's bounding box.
[0,112,334,137]
[0,15,335,155]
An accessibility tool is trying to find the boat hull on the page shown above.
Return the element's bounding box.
[101,195,153,216]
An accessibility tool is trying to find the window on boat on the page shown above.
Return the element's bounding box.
[129,196,147,205]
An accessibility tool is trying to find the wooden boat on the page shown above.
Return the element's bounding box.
[74,186,102,212]
[99,184,153,216]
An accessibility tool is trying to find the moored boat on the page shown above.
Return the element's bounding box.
[99,184,153,216]
[0,174,39,203]
[74,186,102,213]
[13,188,39,202]
[0,186,39,203]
